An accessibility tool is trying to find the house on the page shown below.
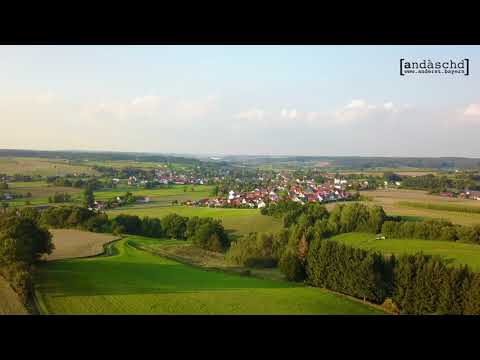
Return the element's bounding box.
[469,191,480,200]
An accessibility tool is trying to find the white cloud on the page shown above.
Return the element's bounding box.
[464,104,480,117]
[280,108,297,119]
[233,108,266,121]
[334,99,406,123]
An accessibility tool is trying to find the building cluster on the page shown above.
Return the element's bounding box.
[184,174,352,209]
[124,171,208,186]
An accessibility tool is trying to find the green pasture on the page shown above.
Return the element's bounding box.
[331,232,480,271]
[34,237,383,315]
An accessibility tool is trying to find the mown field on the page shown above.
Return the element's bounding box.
[82,160,192,171]
[4,181,84,207]
[46,229,119,261]
[357,189,480,226]
[94,184,214,205]
[107,205,283,236]
[331,232,480,271]
[0,157,98,176]
[34,237,384,315]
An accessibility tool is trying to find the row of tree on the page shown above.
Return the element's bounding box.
[382,220,480,244]
[304,239,480,314]
[48,192,72,203]
[258,201,480,313]
[31,205,230,253]
[0,211,53,301]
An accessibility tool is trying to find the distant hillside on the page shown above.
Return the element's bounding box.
[1,149,479,170]
[0,149,205,166]
[220,155,480,170]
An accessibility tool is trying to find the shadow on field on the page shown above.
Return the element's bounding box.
[37,258,294,298]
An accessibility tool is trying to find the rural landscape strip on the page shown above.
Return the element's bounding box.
[129,241,391,315]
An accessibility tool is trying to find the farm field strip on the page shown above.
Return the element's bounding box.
[0,157,98,176]
[34,237,384,315]
[358,189,480,225]
[397,201,480,214]
[46,229,120,261]
[331,232,480,271]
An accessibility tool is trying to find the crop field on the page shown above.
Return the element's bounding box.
[329,169,439,177]
[0,157,98,176]
[0,276,28,315]
[2,182,83,207]
[107,205,283,236]
[81,159,194,171]
[358,189,480,226]
[94,184,214,204]
[45,229,119,261]
[34,237,384,315]
[331,232,480,271]
[397,201,480,214]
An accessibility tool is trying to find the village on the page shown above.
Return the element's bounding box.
[183,173,353,209]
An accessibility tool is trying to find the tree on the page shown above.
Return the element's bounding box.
[0,216,53,265]
[83,185,95,209]
[162,213,188,239]
[1,202,9,213]
[210,185,219,196]
[464,272,480,315]
[279,251,306,282]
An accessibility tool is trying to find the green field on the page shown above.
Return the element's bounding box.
[359,189,480,226]
[0,157,98,176]
[94,184,213,204]
[107,205,283,236]
[397,201,480,214]
[34,237,383,315]
[331,232,480,271]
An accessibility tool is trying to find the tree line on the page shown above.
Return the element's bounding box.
[28,206,230,253]
[248,200,480,313]
[382,219,480,244]
[305,239,480,314]
[0,210,53,302]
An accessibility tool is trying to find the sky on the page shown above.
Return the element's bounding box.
[1,45,480,157]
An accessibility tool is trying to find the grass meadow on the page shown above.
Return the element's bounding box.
[34,237,384,315]
[357,189,480,226]
[0,157,98,176]
[331,232,480,271]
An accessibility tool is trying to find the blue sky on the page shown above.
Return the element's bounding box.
[1,45,479,157]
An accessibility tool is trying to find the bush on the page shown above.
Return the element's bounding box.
[279,252,305,282]
[381,298,400,314]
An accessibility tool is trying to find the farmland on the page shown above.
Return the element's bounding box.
[94,184,214,205]
[357,189,480,226]
[331,232,480,271]
[34,237,384,315]
[46,229,119,261]
[0,157,98,176]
